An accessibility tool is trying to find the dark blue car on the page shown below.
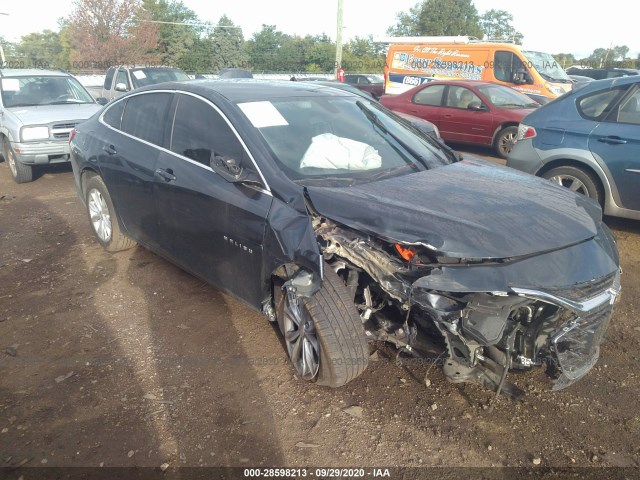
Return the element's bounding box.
[508,75,640,220]
[69,80,621,395]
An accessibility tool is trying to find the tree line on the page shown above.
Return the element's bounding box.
[0,0,637,74]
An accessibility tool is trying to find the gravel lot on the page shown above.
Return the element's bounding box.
[1,157,639,476]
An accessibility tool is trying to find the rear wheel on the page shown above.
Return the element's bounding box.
[3,139,33,184]
[274,266,369,388]
[85,175,136,252]
[494,126,518,159]
[542,166,603,205]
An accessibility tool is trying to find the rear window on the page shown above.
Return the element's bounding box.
[130,69,189,88]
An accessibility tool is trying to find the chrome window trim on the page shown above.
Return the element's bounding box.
[98,89,272,196]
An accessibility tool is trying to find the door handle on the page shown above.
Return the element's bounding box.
[155,168,176,182]
[410,109,418,114]
[102,144,117,155]
[443,114,453,118]
[598,136,627,145]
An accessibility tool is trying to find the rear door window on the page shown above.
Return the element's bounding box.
[578,87,627,120]
[413,84,445,106]
[121,92,172,146]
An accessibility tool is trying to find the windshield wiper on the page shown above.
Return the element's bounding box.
[44,100,92,105]
[7,103,39,108]
[537,71,571,84]
[370,164,416,181]
[499,103,529,108]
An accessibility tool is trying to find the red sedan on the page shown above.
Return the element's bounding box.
[380,80,539,158]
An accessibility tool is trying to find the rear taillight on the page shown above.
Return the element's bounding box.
[516,123,536,141]
[69,128,76,144]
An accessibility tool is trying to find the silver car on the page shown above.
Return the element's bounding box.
[0,69,101,183]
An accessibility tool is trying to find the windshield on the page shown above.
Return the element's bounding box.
[238,96,455,186]
[0,75,94,107]
[130,68,190,88]
[477,84,539,108]
[522,51,572,83]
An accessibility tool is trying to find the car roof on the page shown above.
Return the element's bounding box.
[415,80,498,88]
[0,69,71,77]
[574,74,640,92]
[135,79,356,102]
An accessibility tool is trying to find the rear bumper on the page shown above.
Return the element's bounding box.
[506,139,543,174]
[12,140,71,165]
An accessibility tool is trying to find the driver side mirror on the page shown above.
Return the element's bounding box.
[96,97,108,106]
[467,101,488,111]
[114,83,129,92]
[209,152,263,187]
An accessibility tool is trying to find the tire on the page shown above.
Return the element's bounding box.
[275,266,369,388]
[3,139,33,184]
[493,126,518,159]
[84,175,136,252]
[541,166,603,205]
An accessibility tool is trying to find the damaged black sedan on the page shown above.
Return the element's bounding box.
[70,80,621,396]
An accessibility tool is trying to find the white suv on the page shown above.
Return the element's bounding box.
[0,69,101,183]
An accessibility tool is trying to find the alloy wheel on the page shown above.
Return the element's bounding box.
[88,188,112,242]
[282,289,320,381]
[548,174,589,196]
[498,131,516,156]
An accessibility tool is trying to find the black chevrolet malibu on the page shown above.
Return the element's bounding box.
[70,80,621,396]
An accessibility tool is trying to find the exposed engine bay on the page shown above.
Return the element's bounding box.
[312,215,621,398]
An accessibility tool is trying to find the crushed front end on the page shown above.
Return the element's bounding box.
[314,216,621,395]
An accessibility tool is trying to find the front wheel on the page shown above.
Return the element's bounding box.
[3,139,33,184]
[85,175,137,252]
[274,267,369,388]
[541,166,603,205]
[494,126,518,159]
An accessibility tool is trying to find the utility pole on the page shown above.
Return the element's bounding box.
[335,0,343,79]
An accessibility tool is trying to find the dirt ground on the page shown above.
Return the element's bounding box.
[1,157,639,475]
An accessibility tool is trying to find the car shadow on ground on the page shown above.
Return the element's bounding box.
[123,245,286,466]
[0,196,284,468]
[604,216,640,235]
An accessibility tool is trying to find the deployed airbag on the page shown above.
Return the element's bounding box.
[300,133,382,170]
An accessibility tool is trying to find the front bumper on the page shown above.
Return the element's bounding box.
[12,140,71,165]
[513,269,621,390]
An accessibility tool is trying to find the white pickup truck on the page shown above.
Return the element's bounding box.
[87,66,190,104]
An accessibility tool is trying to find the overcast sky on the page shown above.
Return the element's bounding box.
[0,0,637,58]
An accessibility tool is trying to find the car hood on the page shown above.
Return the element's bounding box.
[305,159,602,259]
[8,104,102,126]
